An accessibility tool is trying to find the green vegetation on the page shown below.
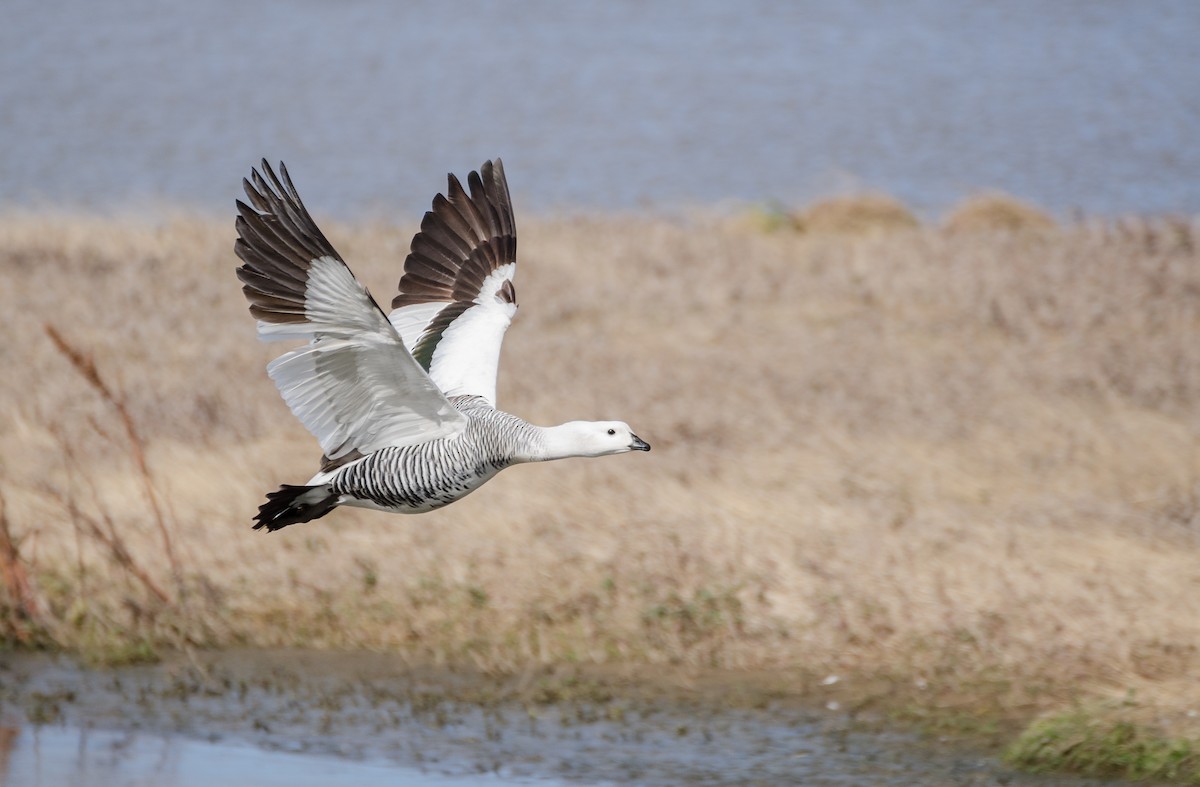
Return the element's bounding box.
[1009,704,1200,782]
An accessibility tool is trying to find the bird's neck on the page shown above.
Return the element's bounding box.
[521,423,588,463]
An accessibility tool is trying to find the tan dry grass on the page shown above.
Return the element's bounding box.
[942,191,1058,234]
[795,193,920,234]
[2,209,1200,742]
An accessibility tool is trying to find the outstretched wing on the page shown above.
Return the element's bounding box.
[235,160,467,464]
[389,159,517,406]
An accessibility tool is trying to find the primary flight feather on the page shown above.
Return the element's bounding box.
[235,159,649,531]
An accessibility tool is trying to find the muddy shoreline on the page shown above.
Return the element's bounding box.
[0,650,1122,785]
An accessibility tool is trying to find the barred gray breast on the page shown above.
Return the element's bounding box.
[329,396,537,513]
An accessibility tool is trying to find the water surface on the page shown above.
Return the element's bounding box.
[1,0,1197,218]
[0,652,1123,786]
[3,726,507,787]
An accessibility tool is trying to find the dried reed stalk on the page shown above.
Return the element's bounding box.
[44,323,181,586]
[0,490,42,639]
[57,483,171,606]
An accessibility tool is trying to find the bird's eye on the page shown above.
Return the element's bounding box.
[607,428,616,436]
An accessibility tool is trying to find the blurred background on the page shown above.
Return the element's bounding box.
[4,2,1200,784]
[2,0,1198,217]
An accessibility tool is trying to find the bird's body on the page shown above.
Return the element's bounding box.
[317,395,536,515]
[235,159,648,531]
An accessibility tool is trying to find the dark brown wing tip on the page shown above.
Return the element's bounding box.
[393,159,518,309]
[234,159,346,322]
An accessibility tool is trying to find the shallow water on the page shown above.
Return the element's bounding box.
[2,726,507,787]
[0,651,1122,786]
[1,0,1197,217]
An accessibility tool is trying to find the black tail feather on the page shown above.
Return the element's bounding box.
[253,484,339,532]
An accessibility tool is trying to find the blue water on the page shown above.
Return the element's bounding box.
[1,0,1197,217]
[0,653,1127,786]
[1,726,519,787]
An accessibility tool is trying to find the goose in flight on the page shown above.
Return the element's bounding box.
[235,159,649,531]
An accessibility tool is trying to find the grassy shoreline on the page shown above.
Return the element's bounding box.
[2,197,1199,780]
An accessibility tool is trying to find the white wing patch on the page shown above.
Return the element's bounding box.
[477,263,517,304]
[261,257,466,459]
[389,301,445,356]
[388,263,517,405]
[427,299,516,403]
[388,159,518,408]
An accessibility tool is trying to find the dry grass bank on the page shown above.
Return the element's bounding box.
[2,203,1199,776]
